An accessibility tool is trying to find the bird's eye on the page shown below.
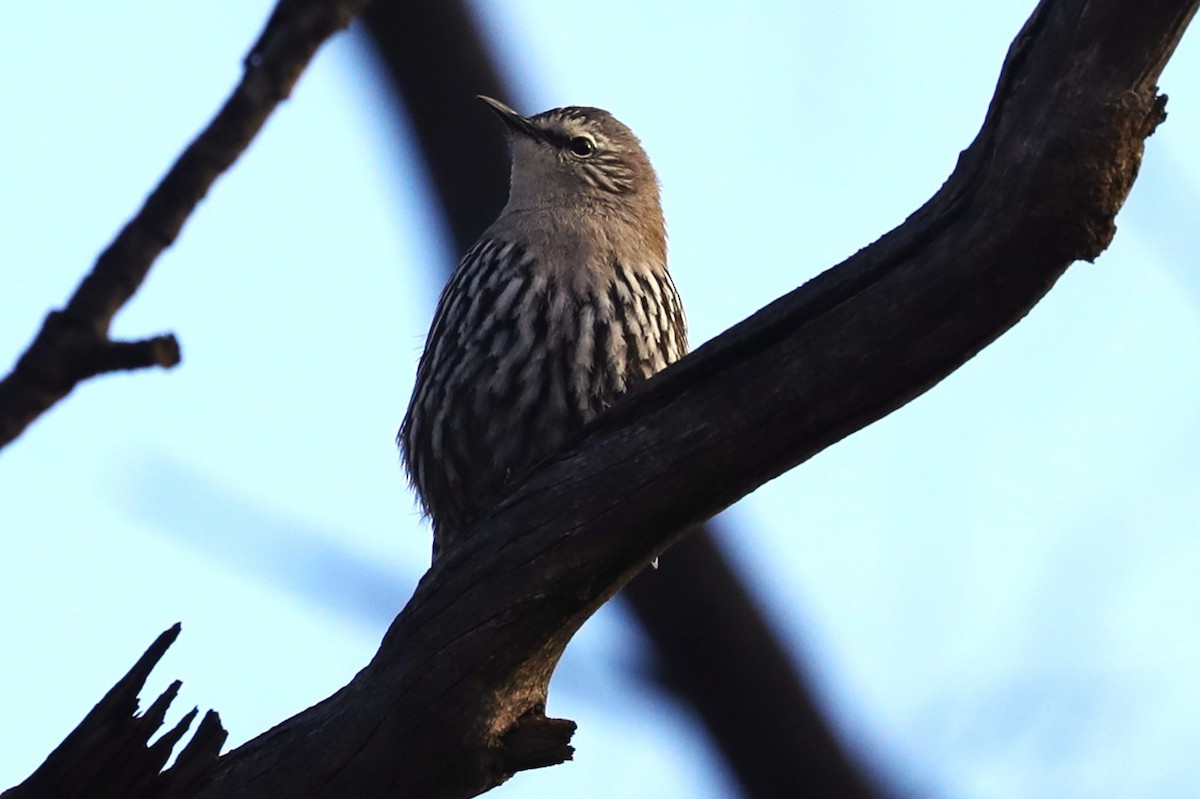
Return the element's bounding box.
[568,136,596,157]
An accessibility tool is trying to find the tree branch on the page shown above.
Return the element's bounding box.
[361,1,513,251]
[9,0,1195,797]
[164,1,1191,797]
[0,0,368,449]
[1,625,227,799]
[358,5,881,796]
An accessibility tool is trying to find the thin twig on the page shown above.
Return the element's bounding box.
[0,0,371,449]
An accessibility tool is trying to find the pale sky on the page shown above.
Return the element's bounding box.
[2,3,1199,797]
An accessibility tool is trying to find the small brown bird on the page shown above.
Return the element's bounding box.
[400,97,687,560]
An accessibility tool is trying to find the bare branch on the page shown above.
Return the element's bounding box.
[9,1,1196,798]
[158,1,1190,797]
[1,625,227,799]
[358,5,879,795]
[0,0,369,449]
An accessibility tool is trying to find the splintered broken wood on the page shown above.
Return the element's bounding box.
[2,625,226,799]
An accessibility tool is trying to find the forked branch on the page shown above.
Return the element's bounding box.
[0,0,369,448]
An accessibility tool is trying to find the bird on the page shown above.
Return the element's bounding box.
[399,96,687,561]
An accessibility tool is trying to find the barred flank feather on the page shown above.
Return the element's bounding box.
[399,101,686,559]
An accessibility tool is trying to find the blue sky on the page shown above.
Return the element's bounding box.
[2,3,1200,797]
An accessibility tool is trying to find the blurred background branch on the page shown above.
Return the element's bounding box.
[360,3,884,796]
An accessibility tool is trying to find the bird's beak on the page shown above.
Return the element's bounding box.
[477,95,540,140]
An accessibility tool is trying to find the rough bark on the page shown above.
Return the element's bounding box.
[182,1,1183,795]
[6,0,1195,797]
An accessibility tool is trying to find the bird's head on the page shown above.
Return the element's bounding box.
[479,96,661,214]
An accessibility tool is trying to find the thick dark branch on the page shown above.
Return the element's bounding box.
[137,2,1189,798]
[0,0,368,450]
[11,1,1193,798]
[2,625,227,799]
